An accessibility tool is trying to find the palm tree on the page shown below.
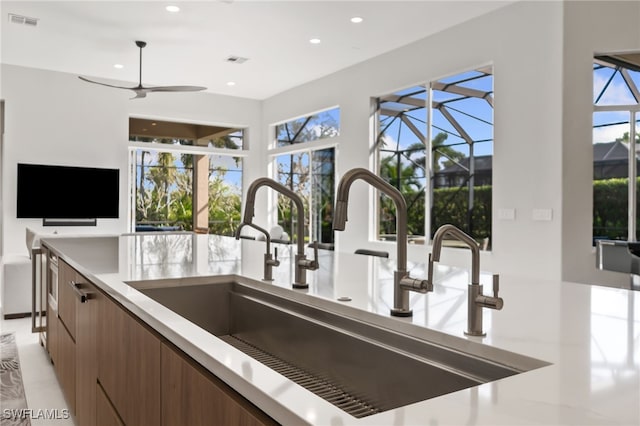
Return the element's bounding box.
[431,132,465,171]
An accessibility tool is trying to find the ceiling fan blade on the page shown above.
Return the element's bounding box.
[79,41,207,99]
[78,76,135,90]
[146,85,207,93]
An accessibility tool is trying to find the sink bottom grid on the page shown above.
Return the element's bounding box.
[219,334,381,418]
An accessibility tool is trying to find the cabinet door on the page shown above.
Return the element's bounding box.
[161,343,277,426]
[57,259,77,339]
[96,382,124,426]
[97,295,161,426]
[76,273,97,426]
[57,323,76,415]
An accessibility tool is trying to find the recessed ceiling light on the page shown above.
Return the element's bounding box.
[309,38,321,45]
[113,64,124,69]
[151,122,157,126]
[165,5,180,13]
[350,17,363,23]
[227,81,236,86]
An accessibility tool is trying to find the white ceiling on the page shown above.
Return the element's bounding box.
[0,1,512,100]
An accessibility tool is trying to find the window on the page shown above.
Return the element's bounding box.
[593,55,640,242]
[130,118,246,235]
[375,67,494,248]
[275,107,339,147]
[376,86,427,242]
[274,148,335,245]
[271,108,339,246]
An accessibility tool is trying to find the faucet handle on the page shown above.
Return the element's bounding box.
[475,274,504,310]
[269,247,281,267]
[309,241,319,270]
[298,241,320,270]
[427,253,435,286]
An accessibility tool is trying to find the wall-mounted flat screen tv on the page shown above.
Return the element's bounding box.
[17,163,119,219]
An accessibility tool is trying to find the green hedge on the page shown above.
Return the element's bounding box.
[431,186,492,240]
[593,177,639,240]
[428,178,638,242]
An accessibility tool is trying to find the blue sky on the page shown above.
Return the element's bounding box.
[593,64,640,144]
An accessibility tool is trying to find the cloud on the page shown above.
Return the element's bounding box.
[593,122,629,144]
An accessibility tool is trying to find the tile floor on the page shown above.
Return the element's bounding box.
[0,316,73,425]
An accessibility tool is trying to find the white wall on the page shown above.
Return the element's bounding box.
[0,64,262,257]
[262,1,566,282]
[562,0,640,287]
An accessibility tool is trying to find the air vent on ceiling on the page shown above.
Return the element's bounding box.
[8,13,39,27]
[226,55,248,64]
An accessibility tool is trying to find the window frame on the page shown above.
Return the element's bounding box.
[128,127,249,234]
[268,107,340,245]
[373,67,494,249]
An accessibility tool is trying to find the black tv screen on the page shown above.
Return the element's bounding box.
[17,163,120,219]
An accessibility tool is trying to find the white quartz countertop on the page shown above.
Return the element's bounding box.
[41,233,640,426]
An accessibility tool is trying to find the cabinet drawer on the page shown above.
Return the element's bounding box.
[98,295,161,426]
[57,323,76,415]
[161,343,277,426]
[57,259,77,339]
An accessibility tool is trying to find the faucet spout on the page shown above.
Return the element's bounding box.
[241,177,318,288]
[431,224,480,284]
[235,222,280,281]
[333,168,431,316]
[334,168,408,267]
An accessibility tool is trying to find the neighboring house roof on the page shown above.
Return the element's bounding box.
[593,140,636,162]
[436,142,635,176]
[437,155,493,174]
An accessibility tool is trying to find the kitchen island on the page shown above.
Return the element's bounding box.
[41,233,639,425]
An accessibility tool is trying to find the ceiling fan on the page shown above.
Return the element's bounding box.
[79,40,207,99]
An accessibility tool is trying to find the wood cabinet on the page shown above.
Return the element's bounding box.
[96,382,124,426]
[161,342,277,426]
[57,259,77,339]
[97,292,161,426]
[53,259,98,423]
[57,317,76,415]
[47,252,277,426]
[56,259,78,415]
[75,274,98,426]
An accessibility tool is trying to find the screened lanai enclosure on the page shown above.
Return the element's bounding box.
[375,67,494,249]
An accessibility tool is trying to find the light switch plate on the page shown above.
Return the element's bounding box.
[532,208,553,221]
[498,208,515,220]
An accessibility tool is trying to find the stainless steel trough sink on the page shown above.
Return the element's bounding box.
[136,278,547,418]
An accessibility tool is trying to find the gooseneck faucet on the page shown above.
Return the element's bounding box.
[429,224,503,336]
[333,168,431,317]
[241,177,318,289]
[235,222,280,281]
